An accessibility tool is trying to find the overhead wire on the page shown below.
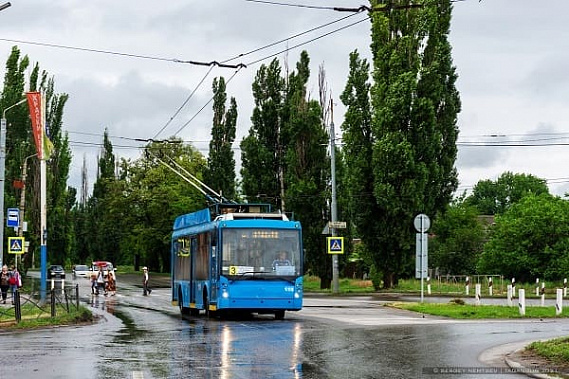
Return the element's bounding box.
[172,65,244,136]
[152,64,215,140]
[221,12,362,63]
[0,37,242,68]
[245,15,370,66]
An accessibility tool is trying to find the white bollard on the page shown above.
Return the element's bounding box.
[556,288,563,316]
[541,282,545,307]
[518,289,526,316]
[564,279,567,298]
[488,277,493,297]
[512,278,516,298]
[536,278,540,297]
[475,283,481,306]
[61,278,65,294]
[427,276,431,295]
[465,276,470,296]
[507,284,513,306]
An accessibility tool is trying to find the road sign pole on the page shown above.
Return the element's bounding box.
[414,214,430,303]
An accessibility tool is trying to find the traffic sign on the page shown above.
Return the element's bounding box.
[414,213,430,233]
[8,237,24,254]
[328,221,347,229]
[327,237,344,254]
[7,208,19,228]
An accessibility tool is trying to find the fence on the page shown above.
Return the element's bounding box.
[0,284,80,325]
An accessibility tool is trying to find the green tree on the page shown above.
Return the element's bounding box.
[204,77,237,201]
[478,194,569,281]
[465,172,549,215]
[430,198,486,275]
[1,47,71,269]
[340,51,380,280]
[282,51,329,287]
[241,58,285,208]
[118,139,208,271]
[368,0,460,287]
[87,129,120,265]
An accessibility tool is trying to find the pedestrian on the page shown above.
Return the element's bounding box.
[9,266,21,304]
[106,271,116,296]
[90,272,97,295]
[96,267,106,295]
[0,265,9,304]
[142,267,152,296]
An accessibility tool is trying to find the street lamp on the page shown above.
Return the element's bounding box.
[0,98,27,268]
[0,2,11,12]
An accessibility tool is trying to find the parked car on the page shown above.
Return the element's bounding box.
[72,264,90,278]
[47,265,66,279]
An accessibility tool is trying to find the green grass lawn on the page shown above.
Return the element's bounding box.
[0,304,93,329]
[389,301,569,319]
[527,337,569,366]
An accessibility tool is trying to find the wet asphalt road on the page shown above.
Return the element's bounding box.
[1,274,569,378]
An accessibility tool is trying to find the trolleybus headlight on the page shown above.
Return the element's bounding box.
[294,292,300,299]
[222,289,229,298]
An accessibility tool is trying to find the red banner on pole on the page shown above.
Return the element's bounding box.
[26,91,43,159]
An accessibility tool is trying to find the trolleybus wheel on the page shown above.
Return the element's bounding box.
[274,310,285,320]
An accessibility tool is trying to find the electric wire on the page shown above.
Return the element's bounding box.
[152,65,215,140]
[246,15,370,66]
[0,37,246,68]
[221,12,361,63]
[172,66,244,136]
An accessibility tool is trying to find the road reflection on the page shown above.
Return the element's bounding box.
[171,317,303,378]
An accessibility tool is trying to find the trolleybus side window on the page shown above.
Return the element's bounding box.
[195,233,209,280]
[175,236,191,280]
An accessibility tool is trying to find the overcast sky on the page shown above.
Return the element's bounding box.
[1,0,569,200]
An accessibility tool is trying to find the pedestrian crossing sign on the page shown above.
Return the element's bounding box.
[327,237,344,255]
[8,237,25,255]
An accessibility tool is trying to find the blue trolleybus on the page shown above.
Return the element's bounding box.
[171,203,303,319]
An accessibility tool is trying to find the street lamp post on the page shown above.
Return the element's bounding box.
[0,98,27,269]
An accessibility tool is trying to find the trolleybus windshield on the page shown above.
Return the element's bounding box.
[221,228,301,278]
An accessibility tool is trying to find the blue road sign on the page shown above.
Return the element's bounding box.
[7,208,19,228]
[327,237,344,254]
[8,237,24,254]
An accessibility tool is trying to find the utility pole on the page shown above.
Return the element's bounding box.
[330,99,339,294]
[18,154,36,268]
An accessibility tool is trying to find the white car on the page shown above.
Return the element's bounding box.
[72,264,90,278]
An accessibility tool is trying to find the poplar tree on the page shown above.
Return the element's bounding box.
[1,47,71,268]
[366,0,460,287]
[241,58,285,209]
[204,77,237,201]
[282,51,329,287]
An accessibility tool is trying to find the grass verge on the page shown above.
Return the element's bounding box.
[0,305,94,330]
[527,337,569,367]
[389,301,569,319]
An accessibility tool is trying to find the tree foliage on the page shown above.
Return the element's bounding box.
[204,77,237,201]
[1,46,71,269]
[241,52,330,285]
[357,0,460,287]
[465,171,549,215]
[478,194,569,281]
[430,198,486,275]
